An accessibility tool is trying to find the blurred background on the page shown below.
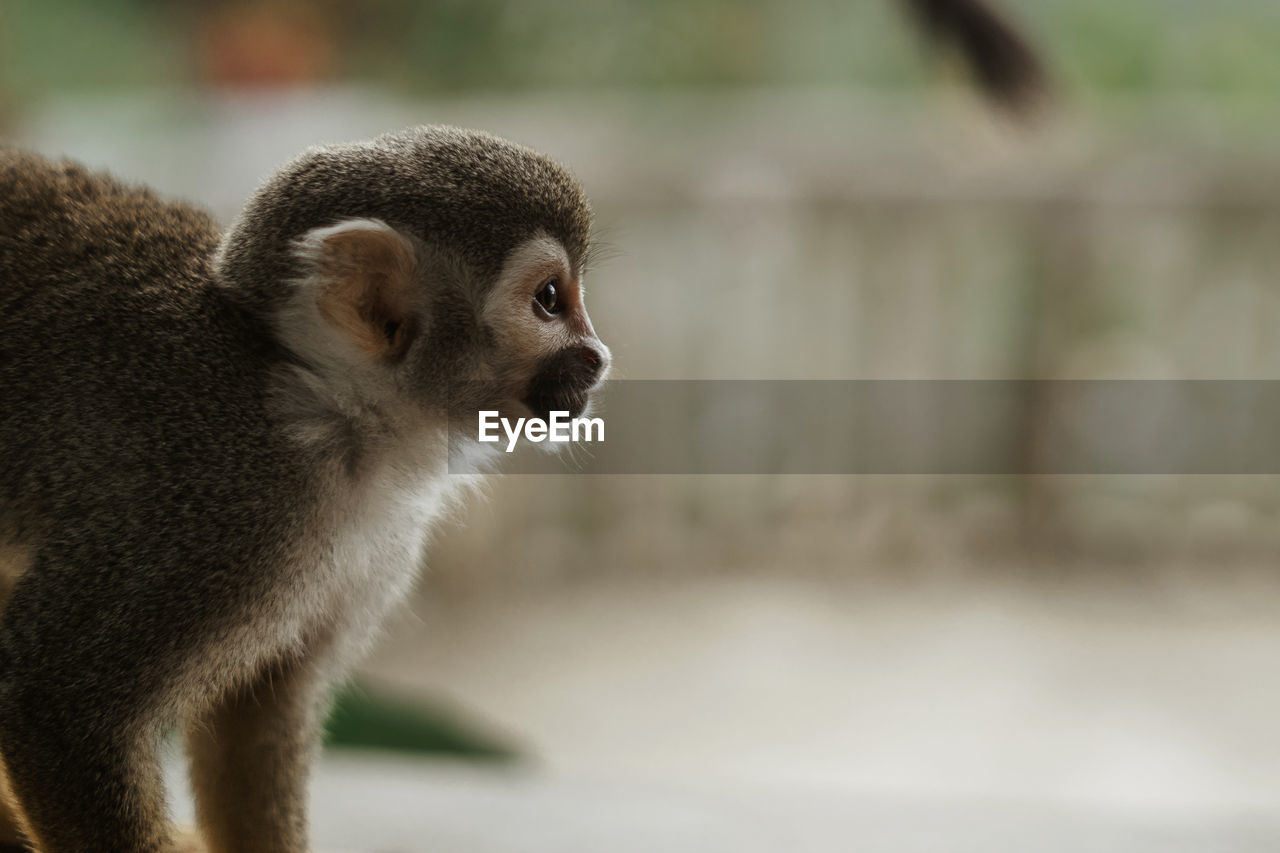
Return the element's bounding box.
[5,1,1280,850]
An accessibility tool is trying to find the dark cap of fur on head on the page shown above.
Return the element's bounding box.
[215,125,592,314]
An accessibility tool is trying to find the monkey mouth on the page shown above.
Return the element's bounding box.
[521,387,590,421]
[520,346,603,421]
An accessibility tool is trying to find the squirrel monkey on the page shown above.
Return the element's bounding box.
[0,126,609,852]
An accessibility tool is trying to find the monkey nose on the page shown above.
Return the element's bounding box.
[578,347,602,370]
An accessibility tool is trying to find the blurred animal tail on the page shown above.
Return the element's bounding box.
[902,0,1051,118]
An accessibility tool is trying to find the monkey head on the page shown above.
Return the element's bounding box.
[213,125,610,453]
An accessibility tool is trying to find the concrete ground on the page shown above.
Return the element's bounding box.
[164,751,1278,853]
[213,572,1280,852]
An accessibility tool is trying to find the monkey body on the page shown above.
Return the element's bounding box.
[0,128,609,851]
[0,152,316,851]
[0,151,365,670]
[0,152,319,690]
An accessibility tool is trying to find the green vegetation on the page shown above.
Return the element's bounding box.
[4,0,1280,98]
[324,682,519,760]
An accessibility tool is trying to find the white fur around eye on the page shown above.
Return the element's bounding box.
[482,234,577,369]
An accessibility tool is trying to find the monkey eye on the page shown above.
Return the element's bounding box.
[534,278,561,316]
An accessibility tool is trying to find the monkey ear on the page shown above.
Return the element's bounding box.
[296,219,418,362]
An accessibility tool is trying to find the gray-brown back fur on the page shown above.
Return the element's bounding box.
[0,148,307,709]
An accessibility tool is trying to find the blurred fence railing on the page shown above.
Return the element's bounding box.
[15,89,1280,584]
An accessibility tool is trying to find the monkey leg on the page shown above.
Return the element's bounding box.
[186,650,333,853]
[0,546,32,847]
[0,812,22,849]
[0,694,173,853]
[0,546,220,853]
[0,778,26,845]
[0,749,29,847]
